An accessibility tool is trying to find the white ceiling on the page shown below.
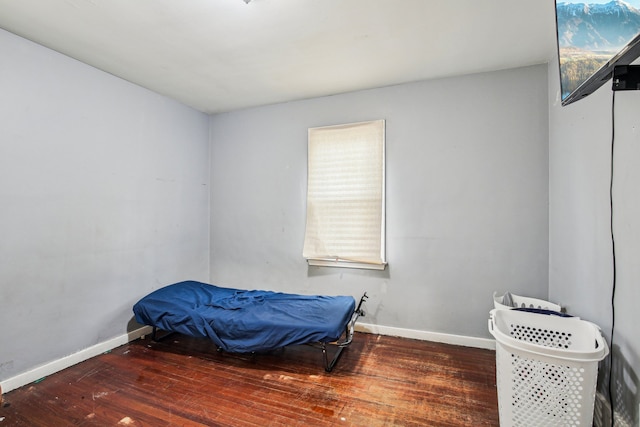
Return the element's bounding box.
[0,0,558,114]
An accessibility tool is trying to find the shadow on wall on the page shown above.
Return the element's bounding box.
[594,344,638,427]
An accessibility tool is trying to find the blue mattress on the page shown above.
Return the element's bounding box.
[133,281,356,353]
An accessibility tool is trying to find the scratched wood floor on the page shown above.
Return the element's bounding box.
[0,333,498,426]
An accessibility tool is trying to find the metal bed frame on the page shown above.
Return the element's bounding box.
[318,292,368,372]
[150,292,368,373]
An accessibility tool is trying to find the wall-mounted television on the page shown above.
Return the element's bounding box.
[556,0,640,106]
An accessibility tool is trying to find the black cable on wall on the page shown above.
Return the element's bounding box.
[608,90,617,427]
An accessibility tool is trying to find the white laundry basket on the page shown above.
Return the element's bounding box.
[488,308,608,427]
[493,291,562,312]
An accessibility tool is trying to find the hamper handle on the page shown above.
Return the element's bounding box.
[512,307,573,317]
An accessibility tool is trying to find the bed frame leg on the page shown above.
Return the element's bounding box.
[322,343,345,373]
[151,326,175,342]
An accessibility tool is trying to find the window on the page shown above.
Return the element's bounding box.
[303,119,386,270]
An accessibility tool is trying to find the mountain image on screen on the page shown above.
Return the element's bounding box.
[557,0,640,99]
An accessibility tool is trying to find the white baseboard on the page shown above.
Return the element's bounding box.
[0,326,152,394]
[1,323,492,396]
[355,322,496,350]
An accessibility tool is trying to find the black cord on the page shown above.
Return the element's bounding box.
[608,90,617,427]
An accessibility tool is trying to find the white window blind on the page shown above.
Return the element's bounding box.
[303,119,386,270]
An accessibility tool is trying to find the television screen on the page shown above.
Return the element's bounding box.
[556,0,640,105]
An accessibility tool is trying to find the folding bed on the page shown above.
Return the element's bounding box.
[133,280,367,372]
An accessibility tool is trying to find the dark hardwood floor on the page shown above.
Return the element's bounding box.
[0,333,498,426]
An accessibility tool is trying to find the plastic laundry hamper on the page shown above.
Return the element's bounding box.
[488,308,608,427]
[493,291,562,312]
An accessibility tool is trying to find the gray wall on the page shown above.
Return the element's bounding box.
[209,64,549,339]
[0,29,210,382]
[549,61,640,426]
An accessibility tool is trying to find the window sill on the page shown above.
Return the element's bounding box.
[307,259,387,271]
